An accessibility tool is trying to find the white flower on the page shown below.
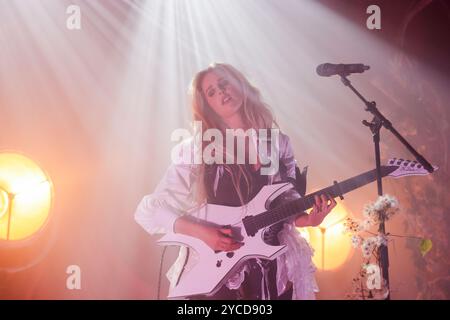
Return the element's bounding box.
[375,234,388,247]
[351,235,362,248]
[363,203,375,218]
[361,219,374,231]
[363,194,399,223]
[362,247,372,258]
[361,237,377,258]
[373,194,399,212]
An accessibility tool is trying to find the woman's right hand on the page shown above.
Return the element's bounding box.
[198,226,244,252]
[174,217,244,252]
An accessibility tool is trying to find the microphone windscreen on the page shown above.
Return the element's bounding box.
[316,63,333,77]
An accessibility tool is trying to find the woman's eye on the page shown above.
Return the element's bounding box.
[207,89,215,97]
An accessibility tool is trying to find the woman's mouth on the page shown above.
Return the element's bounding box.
[222,96,232,105]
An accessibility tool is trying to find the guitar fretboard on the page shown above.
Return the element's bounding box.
[243,166,396,236]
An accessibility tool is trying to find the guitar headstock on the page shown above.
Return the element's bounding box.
[386,158,438,178]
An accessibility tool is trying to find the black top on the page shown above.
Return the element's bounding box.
[204,164,268,207]
[201,164,289,300]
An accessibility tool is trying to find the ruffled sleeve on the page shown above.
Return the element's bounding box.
[277,224,319,299]
[275,133,319,299]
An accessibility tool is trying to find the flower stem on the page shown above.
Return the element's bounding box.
[386,233,423,240]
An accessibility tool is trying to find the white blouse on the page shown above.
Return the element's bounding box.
[134,132,319,299]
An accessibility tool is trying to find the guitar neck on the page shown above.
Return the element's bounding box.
[244,166,396,235]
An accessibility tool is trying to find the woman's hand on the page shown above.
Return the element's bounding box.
[174,216,243,252]
[198,226,244,252]
[295,194,337,227]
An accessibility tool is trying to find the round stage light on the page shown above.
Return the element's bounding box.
[299,202,354,271]
[0,152,53,241]
[0,188,8,220]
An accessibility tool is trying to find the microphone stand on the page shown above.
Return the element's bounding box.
[339,74,434,300]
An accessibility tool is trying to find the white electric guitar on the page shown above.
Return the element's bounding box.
[158,158,437,299]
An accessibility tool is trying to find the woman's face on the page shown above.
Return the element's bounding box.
[201,70,244,121]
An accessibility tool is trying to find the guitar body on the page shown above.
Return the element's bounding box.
[158,182,294,299]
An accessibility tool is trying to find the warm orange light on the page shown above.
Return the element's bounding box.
[298,202,353,271]
[0,153,53,241]
[0,188,8,220]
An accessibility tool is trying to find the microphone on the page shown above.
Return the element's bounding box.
[316,63,370,77]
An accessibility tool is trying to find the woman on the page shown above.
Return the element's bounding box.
[135,63,336,300]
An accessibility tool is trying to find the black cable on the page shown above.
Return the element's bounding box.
[157,246,167,300]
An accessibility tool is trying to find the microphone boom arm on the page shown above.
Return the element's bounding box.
[340,75,434,173]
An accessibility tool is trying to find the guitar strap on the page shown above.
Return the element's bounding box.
[294,165,308,197]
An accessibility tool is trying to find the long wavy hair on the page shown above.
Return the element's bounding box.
[189,63,278,205]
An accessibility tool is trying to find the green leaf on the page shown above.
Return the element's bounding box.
[419,239,432,257]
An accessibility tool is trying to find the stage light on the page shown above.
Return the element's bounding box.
[299,202,353,271]
[0,188,8,220]
[0,152,53,241]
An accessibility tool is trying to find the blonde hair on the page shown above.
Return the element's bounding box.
[189,63,278,205]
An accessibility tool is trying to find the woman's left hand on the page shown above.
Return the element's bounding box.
[295,194,337,227]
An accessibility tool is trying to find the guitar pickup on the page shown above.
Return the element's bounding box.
[242,215,257,237]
